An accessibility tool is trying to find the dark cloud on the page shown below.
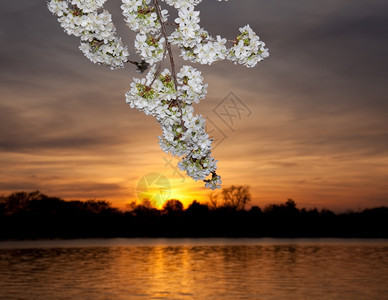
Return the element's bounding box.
[0,180,126,200]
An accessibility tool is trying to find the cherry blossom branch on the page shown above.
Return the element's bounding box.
[152,0,185,129]
[47,0,269,190]
[153,0,177,91]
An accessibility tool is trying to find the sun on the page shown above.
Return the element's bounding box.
[136,173,171,208]
[134,172,209,210]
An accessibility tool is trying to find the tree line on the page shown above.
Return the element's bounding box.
[0,189,387,239]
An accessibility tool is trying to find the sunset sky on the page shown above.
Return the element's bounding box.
[1,0,387,212]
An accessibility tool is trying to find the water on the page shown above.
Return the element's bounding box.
[0,238,387,299]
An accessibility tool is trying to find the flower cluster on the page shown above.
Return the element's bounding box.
[164,0,202,9]
[177,65,207,104]
[69,0,108,13]
[169,5,227,65]
[125,65,220,188]
[48,0,269,190]
[134,34,165,65]
[48,0,129,69]
[168,3,268,67]
[121,0,168,34]
[121,0,169,65]
[228,25,269,68]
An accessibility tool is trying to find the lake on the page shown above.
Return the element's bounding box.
[0,238,387,299]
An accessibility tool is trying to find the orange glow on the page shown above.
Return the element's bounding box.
[1,142,388,212]
[134,174,209,209]
[1,91,387,213]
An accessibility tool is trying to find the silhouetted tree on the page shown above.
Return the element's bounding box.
[320,209,335,217]
[1,191,387,239]
[132,198,160,217]
[264,199,299,216]
[186,200,209,216]
[221,185,251,210]
[83,200,118,214]
[208,185,251,211]
[162,199,184,216]
[0,191,44,215]
[28,196,65,215]
[249,206,262,215]
[208,191,220,209]
[284,199,299,215]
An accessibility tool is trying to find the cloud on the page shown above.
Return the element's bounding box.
[0,0,387,210]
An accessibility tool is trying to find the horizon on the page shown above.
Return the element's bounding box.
[1,189,386,214]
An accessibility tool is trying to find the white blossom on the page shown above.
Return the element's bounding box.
[227,25,269,68]
[177,65,207,104]
[121,0,168,34]
[70,0,107,13]
[48,0,129,69]
[163,0,202,9]
[135,33,165,64]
